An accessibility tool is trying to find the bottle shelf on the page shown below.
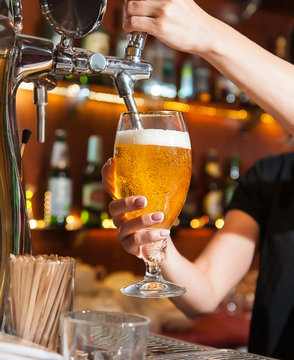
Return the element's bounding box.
[19,80,271,131]
[18,80,293,231]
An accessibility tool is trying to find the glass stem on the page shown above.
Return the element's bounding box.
[144,262,164,283]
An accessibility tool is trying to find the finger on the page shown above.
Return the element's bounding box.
[123,0,162,35]
[108,196,147,218]
[121,229,171,256]
[116,211,164,238]
[123,15,157,35]
[101,158,115,198]
[125,0,160,17]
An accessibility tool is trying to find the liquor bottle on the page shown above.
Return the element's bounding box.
[178,173,197,228]
[178,60,194,100]
[275,35,288,60]
[200,148,224,226]
[113,8,129,58]
[223,153,240,208]
[81,135,107,228]
[214,74,241,105]
[82,26,111,86]
[193,56,212,103]
[142,38,177,98]
[46,129,72,228]
[82,25,110,55]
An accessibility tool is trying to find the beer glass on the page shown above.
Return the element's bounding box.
[114,111,192,298]
[61,310,150,360]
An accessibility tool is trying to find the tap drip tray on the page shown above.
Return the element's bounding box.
[146,334,277,359]
[39,0,107,38]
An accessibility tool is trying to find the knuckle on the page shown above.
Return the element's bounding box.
[146,230,157,242]
[125,196,135,209]
[138,214,150,227]
[129,16,139,28]
[128,1,139,12]
[158,2,169,17]
[133,231,142,246]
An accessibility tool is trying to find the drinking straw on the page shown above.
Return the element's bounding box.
[7,254,75,351]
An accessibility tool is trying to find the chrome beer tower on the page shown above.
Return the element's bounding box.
[0,0,151,321]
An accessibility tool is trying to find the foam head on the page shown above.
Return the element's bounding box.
[115,129,191,149]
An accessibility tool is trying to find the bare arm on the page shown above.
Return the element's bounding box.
[102,159,259,317]
[123,0,294,134]
[163,210,259,317]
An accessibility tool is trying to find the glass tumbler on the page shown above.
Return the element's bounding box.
[61,310,151,360]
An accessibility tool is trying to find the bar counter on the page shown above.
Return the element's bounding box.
[29,227,264,358]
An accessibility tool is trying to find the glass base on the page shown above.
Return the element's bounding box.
[120,278,186,298]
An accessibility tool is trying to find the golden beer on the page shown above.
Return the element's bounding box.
[114,128,192,229]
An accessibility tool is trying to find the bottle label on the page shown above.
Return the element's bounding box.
[205,162,221,178]
[51,142,69,168]
[82,182,106,211]
[49,177,72,216]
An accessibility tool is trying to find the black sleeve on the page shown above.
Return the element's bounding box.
[226,160,266,227]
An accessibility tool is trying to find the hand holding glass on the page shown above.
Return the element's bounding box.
[114,111,192,297]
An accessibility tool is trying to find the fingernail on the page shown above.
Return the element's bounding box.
[134,197,147,208]
[160,229,170,236]
[105,158,112,167]
[151,212,164,222]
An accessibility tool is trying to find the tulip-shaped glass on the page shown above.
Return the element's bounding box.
[114,111,192,298]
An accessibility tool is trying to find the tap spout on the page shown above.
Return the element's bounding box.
[115,71,143,129]
[34,82,47,143]
[88,53,151,128]
[33,76,57,143]
[54,46,152,128]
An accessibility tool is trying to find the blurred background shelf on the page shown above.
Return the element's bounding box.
[16,0,289,350]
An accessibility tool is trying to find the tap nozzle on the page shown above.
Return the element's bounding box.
[34,76,57,143]
[34,82,47,143]
[115,71,143,129]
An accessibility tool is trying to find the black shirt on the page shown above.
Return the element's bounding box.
[227,152,294,360]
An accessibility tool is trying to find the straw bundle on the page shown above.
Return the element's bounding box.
[6,254,75,351]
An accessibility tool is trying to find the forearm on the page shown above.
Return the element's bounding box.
[124,0,294,134]
[161,239,221,318]
[160,211,258,318]
[200,17,294,134]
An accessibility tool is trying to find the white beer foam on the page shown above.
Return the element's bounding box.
[115,129,191,149]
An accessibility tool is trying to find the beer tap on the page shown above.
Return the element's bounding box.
[88,32,149,129]
[0,0,153,323]
[40,0,152,129]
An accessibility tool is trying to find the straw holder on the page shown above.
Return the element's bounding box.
[4,254,75,352]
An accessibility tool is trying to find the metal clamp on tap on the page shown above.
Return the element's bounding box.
[125,32,148,62]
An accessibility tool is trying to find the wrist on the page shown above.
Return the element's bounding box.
[161,236,179,268]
